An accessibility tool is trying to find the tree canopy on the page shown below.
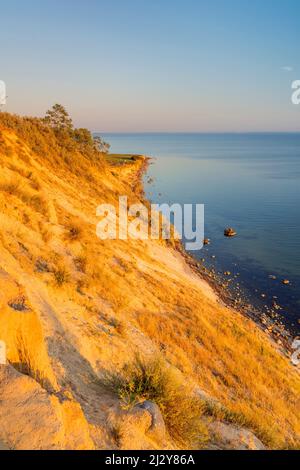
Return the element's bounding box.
[44,104,110,156]
[93,135,111,154]
[44,104,73,131]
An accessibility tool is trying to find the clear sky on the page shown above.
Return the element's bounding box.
[1,0,300,132]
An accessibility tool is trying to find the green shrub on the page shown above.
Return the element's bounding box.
[103,356,208,449]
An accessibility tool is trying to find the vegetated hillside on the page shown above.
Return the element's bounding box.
[0,111,299,450]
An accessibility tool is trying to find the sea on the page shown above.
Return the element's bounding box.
[101,133,300,335]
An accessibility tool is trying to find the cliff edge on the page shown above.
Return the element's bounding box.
[0,113,299,450]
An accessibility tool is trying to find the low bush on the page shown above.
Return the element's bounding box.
[0,108,107,178]
[53,266,70,286]
[103,356,208,449]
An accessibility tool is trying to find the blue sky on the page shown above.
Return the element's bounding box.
[1,0,300,131]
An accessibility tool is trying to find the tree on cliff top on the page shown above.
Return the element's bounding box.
[44,104,73,132]
[43,104,110,158]
[93,135,110,154]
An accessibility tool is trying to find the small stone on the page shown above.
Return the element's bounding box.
[203,238,211,245]
[208,421,265,450]
[224,227,237,237]
[137,401,166,441]
[224,271,231,276]
[282,279,290,285]
[272,301,281,310]
[269,275,277,280]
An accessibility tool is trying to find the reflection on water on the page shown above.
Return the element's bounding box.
[102,133,300,332]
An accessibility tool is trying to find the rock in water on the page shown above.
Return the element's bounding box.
[224,228,237,237]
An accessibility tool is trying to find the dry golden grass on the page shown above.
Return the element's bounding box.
[136,299,300,448]
[74,255,87,273]
[14,333,48,388]
[65,222,83,241]
[53,266,70,286]
[104,355,209,449]
[0,112,299,450]
[0,175,48,215]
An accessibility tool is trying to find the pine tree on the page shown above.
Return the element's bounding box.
[44,104,73,131]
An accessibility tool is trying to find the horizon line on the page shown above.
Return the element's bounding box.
[93,130,300,135]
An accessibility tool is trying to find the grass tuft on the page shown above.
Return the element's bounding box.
[103,356,208,449]
[53,266,70,286]
[65,223,82,241]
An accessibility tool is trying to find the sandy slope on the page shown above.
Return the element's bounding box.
[0,124,299,450]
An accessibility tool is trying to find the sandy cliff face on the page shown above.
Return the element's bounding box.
[0,118,299,450]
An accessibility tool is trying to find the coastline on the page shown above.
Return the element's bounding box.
[176,243,295,357]
[141,156,296,358]
[1,118,299,449]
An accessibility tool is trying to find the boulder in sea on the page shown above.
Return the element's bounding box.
[282,279,290,285]
[224,227,237,237]
[203,238,211,245]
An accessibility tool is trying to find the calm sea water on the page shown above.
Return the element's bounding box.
[102,133,300,332]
